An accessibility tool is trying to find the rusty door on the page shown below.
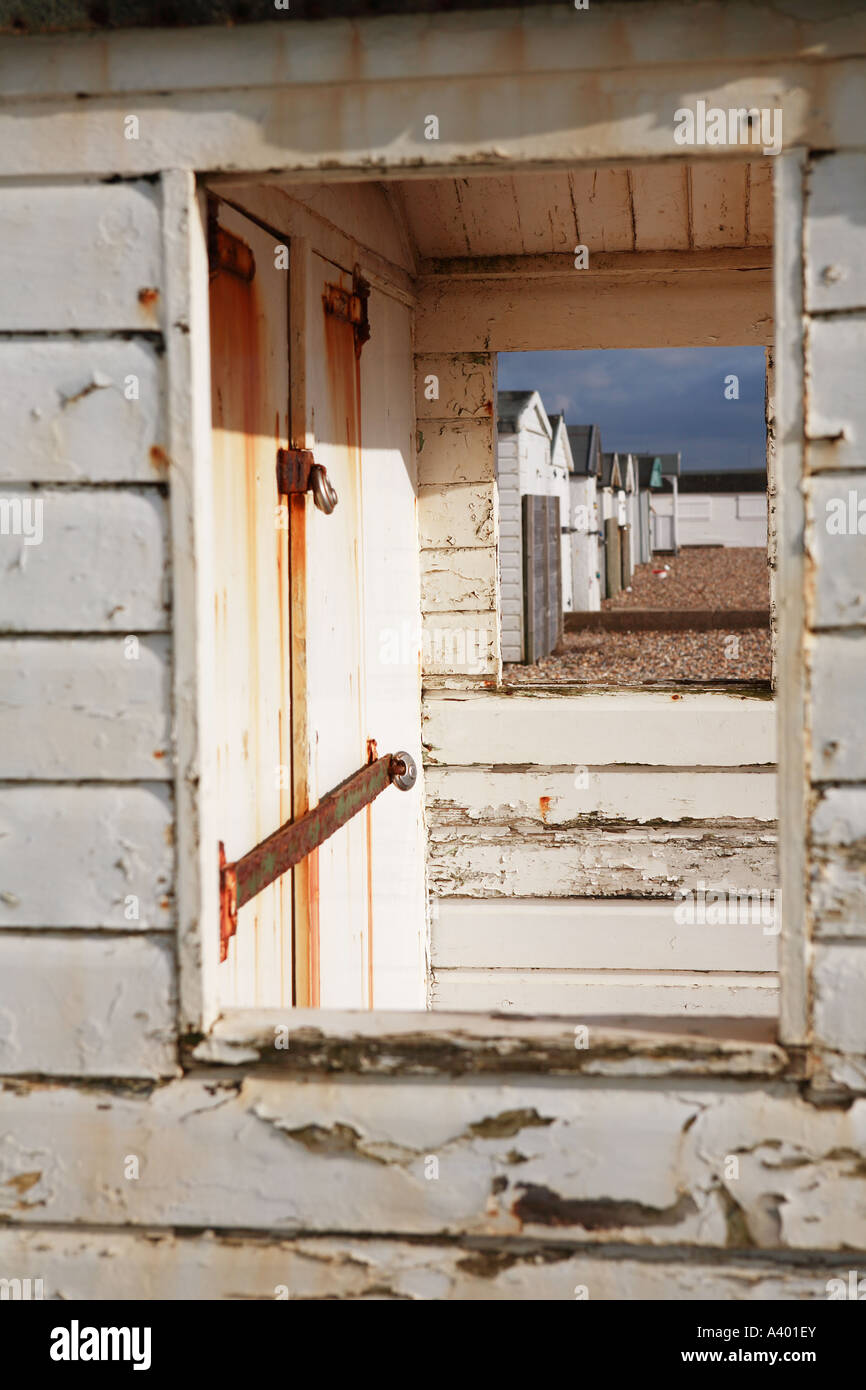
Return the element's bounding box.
[303,261,373,1007]
[210,199,293,1007]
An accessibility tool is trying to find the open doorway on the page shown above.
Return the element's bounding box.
[205,156,779,1024]
[497,346,773,687]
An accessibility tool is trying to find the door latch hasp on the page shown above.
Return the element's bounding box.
[276,448,338,514]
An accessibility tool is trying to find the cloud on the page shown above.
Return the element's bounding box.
[497,347,767,470]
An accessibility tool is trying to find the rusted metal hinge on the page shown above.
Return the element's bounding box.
[219,750,418,962]
[276,448,338,514]
[207,196,256,283]
[323,265,371,358]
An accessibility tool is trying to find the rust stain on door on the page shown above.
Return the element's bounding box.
[323,277,373,1004]
[210,204,292,1008]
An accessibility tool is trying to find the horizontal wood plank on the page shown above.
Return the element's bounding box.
[807,474,866,628]
[421,613,498,677]
[0,338,166,483]
[0,785,173,928]
[0,489,169,632]
[432,968,779,1017]
[418,483,495,549]
[10,1060,866,1250]
[810,633,866,781]
[806,316,866,471]
[0,1227,835,1301]
[0,183,162,331]
[420,548,497,613]
[806,154,866,313]
[422,691,776,767]
[416,420,494,486]
[811,789,866,939]
[414,353,495,421]
[1,11,865,101]
[0,637,171,780]
[813,944,866,1053]
[0,933,176,1076]
[424,766,778,823]
[427,821,778,898]
[416,268,773,352]
[432,899,779,972]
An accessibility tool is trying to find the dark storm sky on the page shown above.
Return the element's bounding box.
[497,347,768,472]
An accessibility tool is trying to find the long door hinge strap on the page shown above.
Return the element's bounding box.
[323,266,371,358]
[219,750,417,962]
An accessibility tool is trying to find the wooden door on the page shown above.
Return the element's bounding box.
[303,260,372,1007]
[522,494,562,663]
[210,200,293,1007]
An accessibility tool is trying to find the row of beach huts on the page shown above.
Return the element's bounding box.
[496,390,767,664]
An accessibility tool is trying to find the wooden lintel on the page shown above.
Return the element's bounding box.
[419,248,772,280]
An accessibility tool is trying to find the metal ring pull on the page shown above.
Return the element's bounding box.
[310,464,338,515]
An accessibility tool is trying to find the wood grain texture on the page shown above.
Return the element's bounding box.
[0,637,171,780]
[416,267,773,352]
[0,785,173,929]
[424,766,778,823]
[690,162,748,249]
[10,1070,866,1250]
[0,1227,839,1301]
[806,316,866,472]
[806,473,866,628]
[0,933,176,1076]
[810,633,866,782]
[416,420,495,486]
[0,489,169,633]
[0,183,162,330]
[805,154,866,313]
[432,900,779,972]
[420,548,498,613]
[773,149,809,1045]
[414,353,495,420]
[0,338,166,483]
[210,202,292,1012]
[422,691,776,768]
[418,482,496,549]
[427,820,778,899]
[432,969,779,1018]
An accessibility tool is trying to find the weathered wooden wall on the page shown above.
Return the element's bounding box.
[0,0,863,1302]
[423,690,779,1013]
[803,152,866,1065]
[415,351,500,680]
[0,1013,862,1299]
[0,177,182,1079]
